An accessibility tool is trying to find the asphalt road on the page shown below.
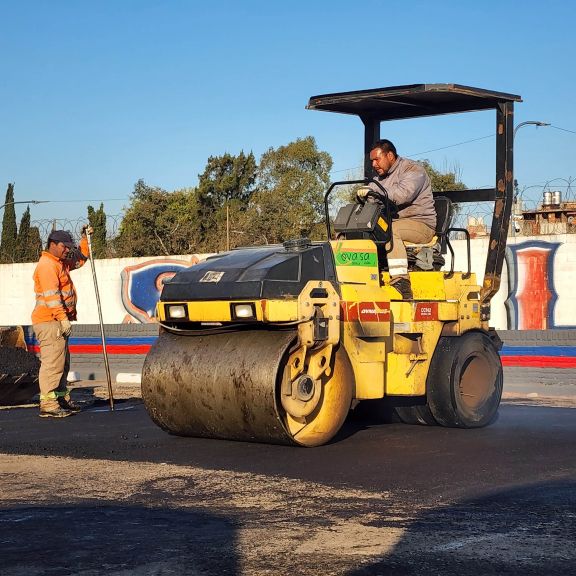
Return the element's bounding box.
[1,399,575,575]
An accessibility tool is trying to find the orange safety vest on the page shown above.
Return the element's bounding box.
[31,237,89,324]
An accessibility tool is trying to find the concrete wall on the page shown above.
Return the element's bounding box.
[448,234,576,330]
[2,234,576,330]
[1,254,204,325]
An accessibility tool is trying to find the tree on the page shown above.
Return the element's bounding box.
[239,137,333,245]
[421,160,467,192]
[195,151,257,251]
[0,183,17,263]
[197,151,256,206]
[87,203,108,258]
[28,226,43,260]
[115,180,200,257]
[15,206,41,262]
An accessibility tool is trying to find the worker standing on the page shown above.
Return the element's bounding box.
[32,226,93,418]
[360,139,436,299]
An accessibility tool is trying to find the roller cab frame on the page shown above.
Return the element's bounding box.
[142,84,520,446]
[308,83,521,320]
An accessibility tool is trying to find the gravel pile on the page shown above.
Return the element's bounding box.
[0,347,40,376]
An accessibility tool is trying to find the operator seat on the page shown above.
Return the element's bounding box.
[403,195,454,272]
[405,195,454,253]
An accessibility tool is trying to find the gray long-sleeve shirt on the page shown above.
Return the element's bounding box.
[369,156,436,229]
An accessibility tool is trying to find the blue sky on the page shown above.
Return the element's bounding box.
[1,0,575,225]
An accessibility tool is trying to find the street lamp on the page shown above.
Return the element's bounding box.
[511,121,550,237]
[513,120,550,140]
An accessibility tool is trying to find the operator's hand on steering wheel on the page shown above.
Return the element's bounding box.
[356,186,371,202]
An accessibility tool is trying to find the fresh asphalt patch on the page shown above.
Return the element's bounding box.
[1,401,575,574]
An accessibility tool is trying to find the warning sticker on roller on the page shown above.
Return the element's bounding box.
[414,302,438,321]
[199,271,224,283]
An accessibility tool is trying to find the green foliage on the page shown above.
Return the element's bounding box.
[0,183,17,263]
[115,180,199,257]
[197,151,256,207]
[195,151,257,252]
[114,139,334,255]
[239,137,333,245]
[87,203,108,258]
[420,160,467,191]
[15,206,41,262]
[27,227,42,260]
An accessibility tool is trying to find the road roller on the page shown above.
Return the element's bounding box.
[142,84,520,446]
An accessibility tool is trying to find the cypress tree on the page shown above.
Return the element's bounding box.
[28,226,43,261]
[16,206,31,262]
[16,206,40,262]
[0,183,18,263]
[87,203,107,258]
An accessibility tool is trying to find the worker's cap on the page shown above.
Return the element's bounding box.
[48,230,75,248]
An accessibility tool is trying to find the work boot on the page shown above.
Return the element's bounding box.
[39,400,74,418]
[390,276,413,300]
[58,395,82,412]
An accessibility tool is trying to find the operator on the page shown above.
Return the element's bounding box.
[32,226,93,418]
[358,139,436,299]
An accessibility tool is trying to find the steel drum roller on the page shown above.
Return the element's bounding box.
[142,329,353,446]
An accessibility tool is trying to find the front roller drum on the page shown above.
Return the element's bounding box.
[141,329,353,446]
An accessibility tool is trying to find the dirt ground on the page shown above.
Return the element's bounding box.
[1,382,575,575]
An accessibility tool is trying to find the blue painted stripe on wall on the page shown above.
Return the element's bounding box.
[25,336,158,346]
[501,345,576,357]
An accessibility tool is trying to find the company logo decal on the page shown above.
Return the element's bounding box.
[341,301,390,322]
[334,251,378,267]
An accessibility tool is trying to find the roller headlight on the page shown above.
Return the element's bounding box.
[231,302,256,321]
[166,304,187,319]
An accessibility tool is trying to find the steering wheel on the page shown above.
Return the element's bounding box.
[356,186,399,219]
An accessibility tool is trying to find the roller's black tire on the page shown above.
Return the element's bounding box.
[427,331,503,428]
[395,405,438,426]
[350,399,400,424]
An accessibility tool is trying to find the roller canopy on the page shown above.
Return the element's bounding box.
[307,83,522,121]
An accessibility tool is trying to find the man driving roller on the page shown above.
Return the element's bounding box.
[358,139,436,299]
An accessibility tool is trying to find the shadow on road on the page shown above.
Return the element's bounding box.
[0,504,239,575]
[345,479,576,576]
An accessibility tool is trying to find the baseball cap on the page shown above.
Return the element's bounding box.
[48,230,75,248]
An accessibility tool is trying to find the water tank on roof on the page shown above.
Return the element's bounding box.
[543,191,553,206]
[552,191,562,205]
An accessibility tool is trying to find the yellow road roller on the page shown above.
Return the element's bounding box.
[142,84,520,446]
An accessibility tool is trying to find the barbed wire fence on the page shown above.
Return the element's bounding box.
[25,181,576,250]
[1,178,575,263]
[30,214,124,245]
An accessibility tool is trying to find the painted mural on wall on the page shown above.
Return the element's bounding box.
[504,240,574,329]
[121,257,199,323]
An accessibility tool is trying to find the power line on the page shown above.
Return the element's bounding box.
[550,124,576,135]
[330,133,495,174]
[39,197,128,204]
[407,134,495,158]
[330,123,576,176]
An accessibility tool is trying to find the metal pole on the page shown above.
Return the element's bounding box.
[226,204,230,251]
[86,231,114,410]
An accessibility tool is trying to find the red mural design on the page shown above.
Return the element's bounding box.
[515,248,552,330]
